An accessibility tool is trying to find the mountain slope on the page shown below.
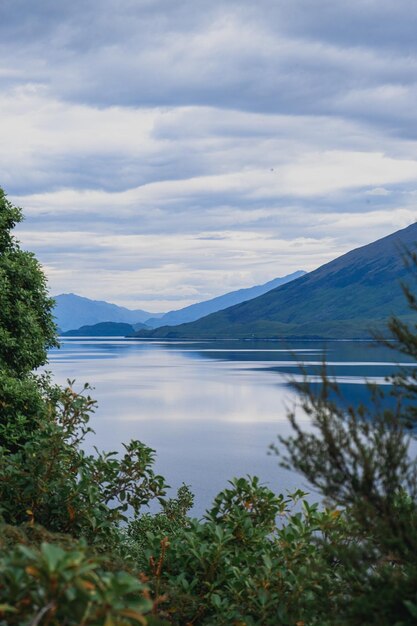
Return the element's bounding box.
[136,223,417,339]
[145,271,306,328]
[53,293,162,331]
[62,322,138,337]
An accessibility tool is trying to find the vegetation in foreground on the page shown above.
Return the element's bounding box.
[1,186,417,625]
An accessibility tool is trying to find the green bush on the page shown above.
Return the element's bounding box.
[135,478,347,625]
[0,380,167,546]
[272,258,417,625]
[0,188,57,377]
[0,538,153,626]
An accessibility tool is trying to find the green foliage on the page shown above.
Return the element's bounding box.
[0,372,56,451]
[0,380,167,545]
[0,539,152,625]
[0,189,57,376]
[137,478,347,625]
[127,484,194,569]
[0,190,58,457]
[272,251,417,625]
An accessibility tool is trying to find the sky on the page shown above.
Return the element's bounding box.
[2,0,417,312]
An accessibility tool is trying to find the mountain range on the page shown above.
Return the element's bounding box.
[54,272,305,333]
[136,222,417,340]
[145,271,306,328]
[53,293,162,332]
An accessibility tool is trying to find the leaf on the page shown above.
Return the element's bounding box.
[41,543,65,571]
[211,594,222,609]
[120,609,147,624]
[0,605,17,613]
[25,566,39,578]
[80,579,96,591]
[404,601,417,618]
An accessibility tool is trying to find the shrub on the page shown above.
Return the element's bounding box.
[0,537,153,626]
[137,478,348,625]
[0,380,167,546]
[272,254,417,625]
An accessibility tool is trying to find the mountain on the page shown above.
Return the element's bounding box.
[53,293,163,331]
[145,271,306,328]
[62,322,138,337]
[136,223,417,340]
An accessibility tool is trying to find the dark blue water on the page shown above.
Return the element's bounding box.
[48,338,415,515]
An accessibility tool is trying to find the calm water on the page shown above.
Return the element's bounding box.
[48,338,414,515]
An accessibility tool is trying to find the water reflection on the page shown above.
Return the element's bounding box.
[47,338,414,515]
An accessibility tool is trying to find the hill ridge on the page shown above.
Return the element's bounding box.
[145,270,306,328]
[136,222,417,339]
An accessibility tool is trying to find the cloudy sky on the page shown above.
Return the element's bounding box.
[2,0,417,311]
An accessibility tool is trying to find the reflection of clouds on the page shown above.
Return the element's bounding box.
[47,338,399,512]
[47,340,405,430]
[290,375,392,386]
[49,341,297,423]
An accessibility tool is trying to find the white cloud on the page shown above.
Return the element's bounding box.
[18,228,342,309]
[15,150,417,217]
[2,1,417,309]
[366,187,391,196]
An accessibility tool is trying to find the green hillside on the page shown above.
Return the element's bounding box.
[136,223,417,339]
[62,321,136,336]
[145,271,305,327]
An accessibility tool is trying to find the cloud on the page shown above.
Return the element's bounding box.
[15,151,417,215]
[366,187,391,196]
[1,0,417,309]
[18,228,342,309]
[2,0,417,121]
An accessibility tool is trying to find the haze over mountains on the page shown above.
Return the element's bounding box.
[53,294,162,332]
[136,223,417,340]
[54,272,305,333]
[145,271,306,328]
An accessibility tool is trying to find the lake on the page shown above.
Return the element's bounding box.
[48,338,413,516]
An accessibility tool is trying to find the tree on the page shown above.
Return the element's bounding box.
[0,188,57,375]
[0,189,59,450]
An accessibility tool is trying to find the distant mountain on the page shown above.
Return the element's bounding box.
[145,271,306,328]
[53,293,163,331]
[62,321,138,337]
[133,322,149,331]
[136,223,417,339]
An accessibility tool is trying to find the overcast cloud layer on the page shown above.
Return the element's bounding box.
[2,0,417,309]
